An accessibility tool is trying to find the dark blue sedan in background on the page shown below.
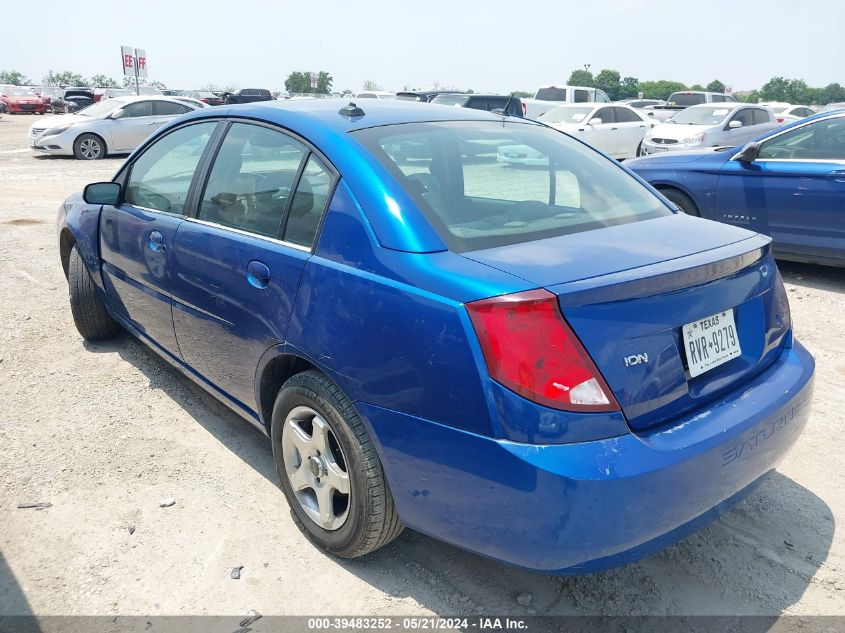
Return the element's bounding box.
[627,110,845,267]
[58,99,814,573]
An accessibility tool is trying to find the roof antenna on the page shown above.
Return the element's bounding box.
[339,102,365,119]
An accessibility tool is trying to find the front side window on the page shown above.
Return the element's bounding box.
[354,121,670,252]
[758,117,845,160]
[539,106,594,124]
[730,109,754,128]
[199,123,308,238]
[121,101,154,118]
[124,122,217,214]
[594,107,615,124]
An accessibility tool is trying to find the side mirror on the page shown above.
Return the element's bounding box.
[588,117,603,126]
[83,182,121,205]
[734,142,760,163]
[728,120,743,129]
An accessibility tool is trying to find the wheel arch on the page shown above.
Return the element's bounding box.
[255,349,317,429]
[652,182,703,216]
[59,227,76,279]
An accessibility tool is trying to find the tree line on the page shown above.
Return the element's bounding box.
[0,69,166,90]
[516,68,844,105]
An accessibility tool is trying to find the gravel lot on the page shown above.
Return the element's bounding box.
[0,113,843,619]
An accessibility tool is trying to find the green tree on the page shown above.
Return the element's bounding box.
[512,90,533,98]
[567,69,594,87]
[619,76,639,99]
[90,74,120,88]
[821,83,845,105]
[760,77,791,102]
[284,71,333,94]
[594,69,621,100]
[689,84,705,91]
[0,70,30,85]
[43,70,87,86]
[638,80,687,100]
[706,79,725,93]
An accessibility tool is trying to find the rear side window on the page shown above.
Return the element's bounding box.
[354,121,670,252]
[124,122,217,214]
[573,89,590,103]
[199,123,308,238]
[752,108,771,125]
[283,156,333,247]
[155,101,190,116]
[711,95,727,103]
[613,107,637,122]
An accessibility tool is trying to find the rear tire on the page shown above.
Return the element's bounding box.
[660,188,699,217]
[271,370,403,558]
[68,245,121,340]
[73,133,106,160]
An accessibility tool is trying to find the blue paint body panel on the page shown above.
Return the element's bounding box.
[57,99,817,573]
[627,110,845,266]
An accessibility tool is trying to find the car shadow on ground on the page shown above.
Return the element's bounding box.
[778,260,845,293]
[85,333,835,619]
[0,551,43,631]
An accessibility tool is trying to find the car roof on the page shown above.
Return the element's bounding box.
[179,98,534,133]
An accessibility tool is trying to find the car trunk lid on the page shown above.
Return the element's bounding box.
[462,215,791,431]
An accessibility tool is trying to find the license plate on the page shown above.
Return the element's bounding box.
[682,308,741,378]
[649,146,668,153]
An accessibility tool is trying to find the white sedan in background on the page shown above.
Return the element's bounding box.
[28,96,200,160]
[538,103,656,159]
[760,102,816,125]
[640,104,779,155]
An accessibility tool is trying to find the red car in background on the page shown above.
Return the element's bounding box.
[188,90,225,106]
[1,87,46,114]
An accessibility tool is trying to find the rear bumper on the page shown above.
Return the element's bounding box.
[359,340,815,573]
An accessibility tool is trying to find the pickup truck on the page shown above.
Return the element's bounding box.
[643,91,737,122]
[522,85,611,119]
[223,88,273,105]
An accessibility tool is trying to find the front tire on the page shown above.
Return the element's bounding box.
[271,370,403,558]
[660,188,700,217]
[73,133,106,160]
[68,245,121,340]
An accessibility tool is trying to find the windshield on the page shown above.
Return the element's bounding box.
[667,93,706,106]
[670,106,732,125]
[535,88,567,101]
[5,88,35,97]
[431,95,470,107]
[353,121,670,252]
[75,99,124,117]
[539,106,595,124]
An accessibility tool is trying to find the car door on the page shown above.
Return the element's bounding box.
[99,121,219,356]
[108,100,163,152]
[584,106,618,156]
[612,106,647,158]
[715,115,845,261]
[170,121,336,410]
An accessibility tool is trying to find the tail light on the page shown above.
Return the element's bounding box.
[776,117,784,123]
[467,289,619,412]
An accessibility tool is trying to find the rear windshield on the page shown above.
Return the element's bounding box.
[353,121,670,252]
[432,95,470,107]
[671,106,732,125]
[667,93,707,106]
[535,88,567,101]
[539,106,595,123]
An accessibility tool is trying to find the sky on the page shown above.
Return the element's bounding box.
[1,0,842,93]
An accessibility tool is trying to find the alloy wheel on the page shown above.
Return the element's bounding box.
[79,138,101,159]
[281,405,350,530]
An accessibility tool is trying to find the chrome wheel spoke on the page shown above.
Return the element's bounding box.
[325,463,350,495]
[316,484,336,528]
[289,464,311,491]
[285,418,313,455]
[310,415,331,455]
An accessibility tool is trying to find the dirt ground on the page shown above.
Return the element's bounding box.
[0,113,843,619]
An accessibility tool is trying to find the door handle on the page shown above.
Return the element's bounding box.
[611,127,618,131]
[247,260,270,289]
[148,230,165,252]
[145,121,159,126]
[825,170,845,182]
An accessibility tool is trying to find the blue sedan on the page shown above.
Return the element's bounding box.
[627,110,845,267]
[57,99,815,573]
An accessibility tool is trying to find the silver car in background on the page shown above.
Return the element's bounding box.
[28,96,199,160]
[640,103,779,155]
